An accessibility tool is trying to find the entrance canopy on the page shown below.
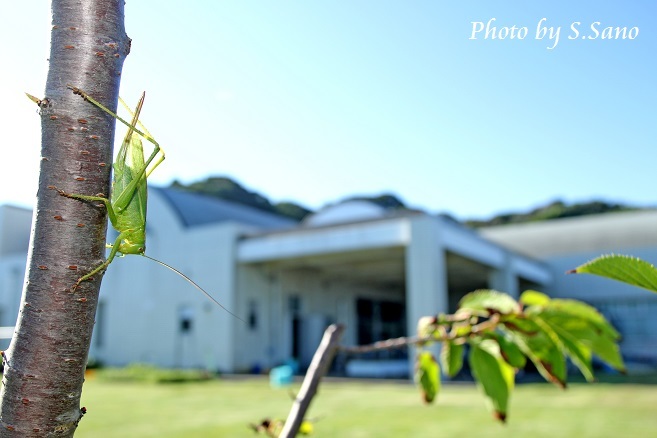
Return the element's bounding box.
[237,213,551,313]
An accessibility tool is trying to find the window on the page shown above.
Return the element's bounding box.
[178,306,194,334]
[248,300,258,330]
[356,298,406,359]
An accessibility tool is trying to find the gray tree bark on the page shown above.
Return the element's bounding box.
[280,324,345,438]
[0,1,129,435]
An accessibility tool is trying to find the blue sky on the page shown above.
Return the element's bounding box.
[1,1,655,220]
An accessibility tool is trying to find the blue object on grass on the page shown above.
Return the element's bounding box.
[270,365,293,388]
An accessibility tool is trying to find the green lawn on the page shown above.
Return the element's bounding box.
[76,376,657,437]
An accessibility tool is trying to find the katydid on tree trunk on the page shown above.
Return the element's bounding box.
[31,87,242,321]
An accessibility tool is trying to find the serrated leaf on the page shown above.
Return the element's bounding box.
[440,340,464,377]
[469,339,515,422]
[415,351,440,403]
[519,290,551,306]
[458,290,521,316]
[571,254,657,294]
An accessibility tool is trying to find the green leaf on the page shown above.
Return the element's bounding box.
[469,339,515,422]
[500,314,540,335]
[535,311,595,381]
[500,315,567,388]
[440,340,464,377]
[522,296,624,374]
[571,254,657,294]
[587,333,625,372]
[458,290,521,316]
[538,305,625,373]
[547,299,620,340]
[519,290,551,306]
[490,332,527,369]
[415,351,440,403]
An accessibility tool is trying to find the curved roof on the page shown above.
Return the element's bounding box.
[154,187,295,229]
[303,200,388,227]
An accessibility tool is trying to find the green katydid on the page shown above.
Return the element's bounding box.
[39,86,241,320]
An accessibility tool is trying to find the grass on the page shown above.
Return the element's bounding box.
[92,364,212,384]
[76,375,657,437]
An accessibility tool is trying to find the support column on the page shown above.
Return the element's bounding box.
[405,216,448,376]
[488,254,519,298]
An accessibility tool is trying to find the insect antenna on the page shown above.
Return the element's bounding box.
[142,254,244,322]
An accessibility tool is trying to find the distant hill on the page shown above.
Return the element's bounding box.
[465,200,643,228]
[170,177,645,227]
[169,177,312,221]
[334,194,408,210]
[170,177,416,222]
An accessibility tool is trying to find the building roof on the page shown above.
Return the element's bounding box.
[154,187,296,229]
[480,210,657,258]
[303,200,388,227]
[302,199,425,229]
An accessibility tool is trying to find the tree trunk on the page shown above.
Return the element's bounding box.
[0,1,129,435]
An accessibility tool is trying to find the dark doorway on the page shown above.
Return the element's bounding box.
[356,298,406,359]
[289,295,302,360]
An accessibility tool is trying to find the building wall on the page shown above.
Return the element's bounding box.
[233,261,404,372]
[85,190,246,371]
[0,253,26,350]
[0,206,32,350]
[233,264,277,372]
[0,193,258,371]
[0,205,32,258]
[3,197,655,372]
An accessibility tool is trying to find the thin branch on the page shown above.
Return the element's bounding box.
[339,335,431,354]
[279,324,345,438]
[340,314,502,354]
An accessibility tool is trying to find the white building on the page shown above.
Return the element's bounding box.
[0,189,655,374]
